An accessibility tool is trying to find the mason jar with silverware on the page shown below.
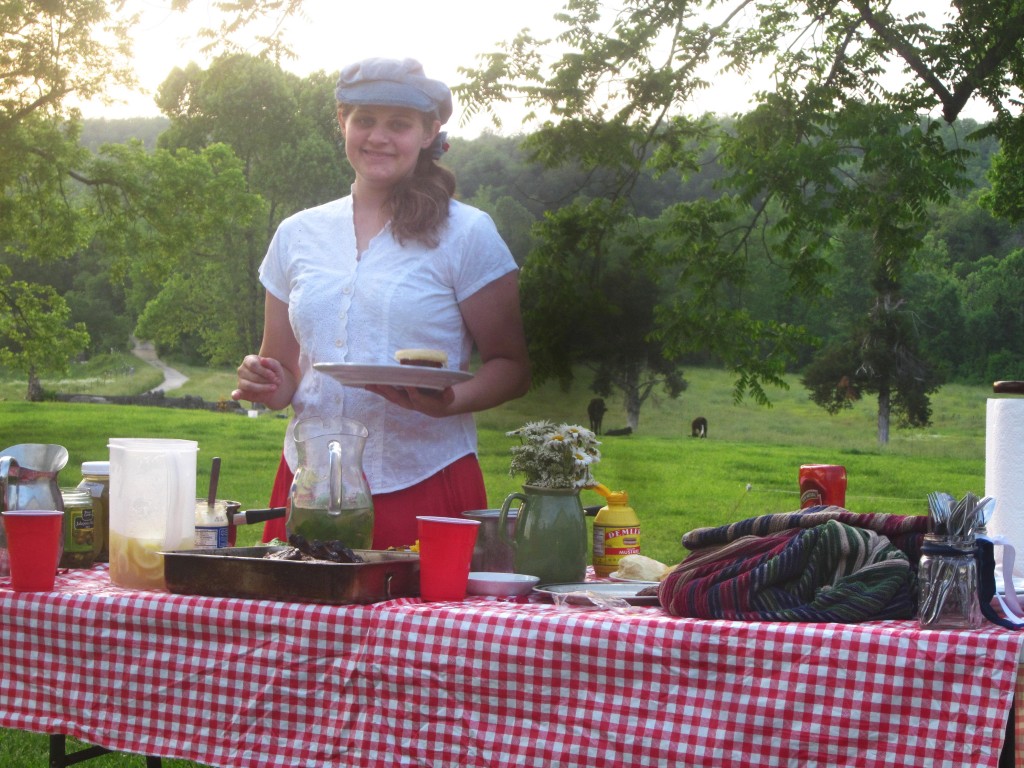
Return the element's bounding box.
[918,492,991,630]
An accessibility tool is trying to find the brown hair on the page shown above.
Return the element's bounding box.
[340,105,456,248]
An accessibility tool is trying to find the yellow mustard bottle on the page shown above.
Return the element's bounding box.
[591,484,641,577]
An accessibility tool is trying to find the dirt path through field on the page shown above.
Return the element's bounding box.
[130,338,189,393]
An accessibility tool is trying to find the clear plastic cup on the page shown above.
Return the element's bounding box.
[2,510,64,591]
[416,516,480,601]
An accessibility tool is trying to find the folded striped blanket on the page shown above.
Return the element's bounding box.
[661,507,930,623]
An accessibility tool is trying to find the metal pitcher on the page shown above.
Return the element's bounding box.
[287,417,374,549]
[0,443,69,576]
[462,508,518,572]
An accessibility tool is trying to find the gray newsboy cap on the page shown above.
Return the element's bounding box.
[335,58,453,124]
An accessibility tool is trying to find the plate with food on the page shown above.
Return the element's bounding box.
[314,350,471,392]
[608,574,662,584]
[533,581,661,606]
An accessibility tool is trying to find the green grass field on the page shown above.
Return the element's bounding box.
[1,357,991,558]
[0,357,995,766]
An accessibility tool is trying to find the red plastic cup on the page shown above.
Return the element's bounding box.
[2,510,64,592]
[416,516,481,602]
[799,464,847,509]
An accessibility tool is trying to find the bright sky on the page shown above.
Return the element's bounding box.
[84,0,571,136]
[84,1,994,134]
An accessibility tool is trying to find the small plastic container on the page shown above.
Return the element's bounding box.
[918,534,983,630]
[195,499,230,549]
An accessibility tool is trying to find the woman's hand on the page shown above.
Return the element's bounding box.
[364,384,456,416]
[232,355,286,405]
[233,294,300,411]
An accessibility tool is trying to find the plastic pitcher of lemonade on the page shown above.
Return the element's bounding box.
[107,438,197,589]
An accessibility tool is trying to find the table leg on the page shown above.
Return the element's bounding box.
[1004,699,1016,768]
[49,734,111,767]
[1016,669,1024,768]
[48,735,163,768]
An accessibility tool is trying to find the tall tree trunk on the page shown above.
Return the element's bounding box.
[877,384,891,445]
[623,369,642,432]
[26,367,43,402]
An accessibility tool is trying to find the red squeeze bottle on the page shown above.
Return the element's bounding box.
[799,464,847,509]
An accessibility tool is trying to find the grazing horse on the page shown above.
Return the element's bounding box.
[691,416,708,438]
[587,398,608,434]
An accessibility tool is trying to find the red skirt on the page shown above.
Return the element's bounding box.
[261,452,487,550]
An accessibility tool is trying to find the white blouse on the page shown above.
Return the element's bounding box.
[260,194,517,494]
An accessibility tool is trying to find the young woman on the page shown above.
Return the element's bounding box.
[232,57,530,548]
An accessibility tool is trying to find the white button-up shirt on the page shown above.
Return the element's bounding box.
[260,194,517,493]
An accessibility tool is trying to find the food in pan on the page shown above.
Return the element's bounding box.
[386,540,420,553]
[394,348,448,368]
[263,533,365,564]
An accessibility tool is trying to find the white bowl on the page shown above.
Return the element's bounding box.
[466,572,540,597]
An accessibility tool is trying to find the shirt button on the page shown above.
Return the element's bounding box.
[342,286,352,295]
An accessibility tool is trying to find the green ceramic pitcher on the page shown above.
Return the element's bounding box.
[499,485,588,584]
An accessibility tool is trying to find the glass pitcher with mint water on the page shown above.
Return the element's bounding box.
[287,417,374,550]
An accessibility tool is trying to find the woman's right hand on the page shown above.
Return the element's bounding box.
[232,355,284,404]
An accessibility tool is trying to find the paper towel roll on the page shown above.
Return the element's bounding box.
[986,397,1024,589]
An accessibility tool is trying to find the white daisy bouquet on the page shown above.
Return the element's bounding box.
[506,420,602,489]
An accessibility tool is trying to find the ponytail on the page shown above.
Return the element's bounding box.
[389,152,456,248]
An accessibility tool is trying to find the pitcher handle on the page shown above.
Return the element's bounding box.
[327,440,343,517]
[0,456,20,513]
[499,492,527,546]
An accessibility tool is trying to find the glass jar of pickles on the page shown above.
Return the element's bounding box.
[59,487,98,568]
[76,461,109,563]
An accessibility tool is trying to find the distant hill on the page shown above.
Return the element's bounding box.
[80,116,170,151]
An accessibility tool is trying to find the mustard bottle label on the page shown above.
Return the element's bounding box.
[593,525,641,574]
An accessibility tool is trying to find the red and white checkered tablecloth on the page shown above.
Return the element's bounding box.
[1,565,1022,768]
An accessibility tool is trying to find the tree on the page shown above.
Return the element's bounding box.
[0,115,97,396]
[959,249,1024,382]
[456,0,1024,436]
[0,265,90,400]
[0,1,141,391]
[520,199,688,430]
[144,54,348,360]
[87,140,266,364]
[0,1,326,382]
[763,105,966,443]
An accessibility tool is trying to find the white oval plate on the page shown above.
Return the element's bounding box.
[314,363,473,391]
[534,581,660,606]
[608,574,661,584]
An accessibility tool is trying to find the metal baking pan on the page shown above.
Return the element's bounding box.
[161,546,420,605]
